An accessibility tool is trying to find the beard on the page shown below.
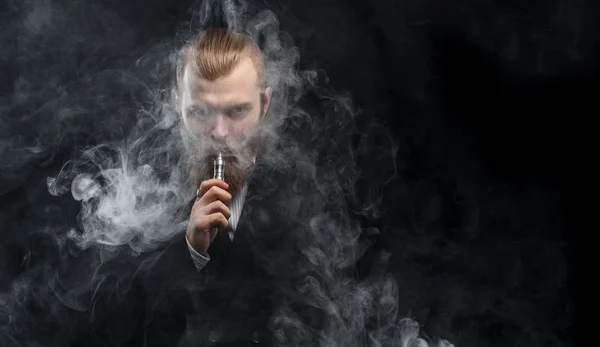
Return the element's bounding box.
[189,153,249,197]
[181,108,266,197]
[185,131,262,197]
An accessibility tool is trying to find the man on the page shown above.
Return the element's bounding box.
[176,27,274,271]
[89,28,384,347]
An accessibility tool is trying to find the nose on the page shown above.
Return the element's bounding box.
[211,113,229,140]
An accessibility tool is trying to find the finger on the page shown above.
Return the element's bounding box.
[202,200,231,220]
[197,186,232,206]
[198,179,229,196]
[206,213,229,231]
[194,213,228,232]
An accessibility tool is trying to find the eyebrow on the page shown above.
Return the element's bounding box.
[225,103,252,112]
[185,105,210,115]
[187,102,252,113]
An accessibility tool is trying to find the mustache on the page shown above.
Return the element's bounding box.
[180,128,260,170]
[206,147,235,159]
[197,141,232,157]
[202,149,245,169]
[185,136,241,158]
[181,122,259,150]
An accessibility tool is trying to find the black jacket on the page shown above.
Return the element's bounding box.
[86,156,385,347]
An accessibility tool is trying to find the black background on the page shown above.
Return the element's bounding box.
[1,0,590,345]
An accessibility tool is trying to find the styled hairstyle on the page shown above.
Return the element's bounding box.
[176,28,265,90]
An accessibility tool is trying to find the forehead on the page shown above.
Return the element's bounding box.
[182,57,260,108]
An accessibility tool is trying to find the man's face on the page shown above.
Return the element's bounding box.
[180,57,271,156]
[178,56,272,193]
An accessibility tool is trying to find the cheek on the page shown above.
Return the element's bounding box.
[183,114,211,135]
[185,122,207,137]
[228,117,259,146]
[235,111,261,133]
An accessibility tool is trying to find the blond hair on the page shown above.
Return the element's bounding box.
[176,28,265,88]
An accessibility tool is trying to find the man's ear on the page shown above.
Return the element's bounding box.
[261,87,273,118]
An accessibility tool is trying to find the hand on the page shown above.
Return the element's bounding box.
[186,179,232,255]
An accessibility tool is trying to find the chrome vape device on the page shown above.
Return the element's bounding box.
[213,152,225,181]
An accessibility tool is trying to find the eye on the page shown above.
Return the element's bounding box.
[228,107,249,120]
[187,106,212,121]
